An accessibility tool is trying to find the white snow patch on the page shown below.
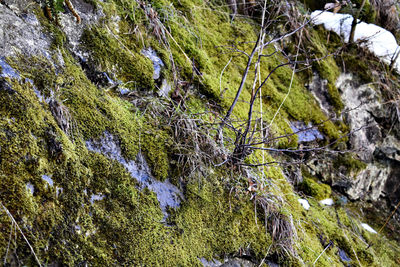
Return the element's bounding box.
[298,199,310,210]
[319,198,334,206]
[311,10,400,72]
[361,223,377,234]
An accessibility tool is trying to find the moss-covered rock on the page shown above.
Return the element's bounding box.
[1,0,399,266]
[300,177,331,200]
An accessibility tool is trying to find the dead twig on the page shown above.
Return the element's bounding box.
[1,202,42,266]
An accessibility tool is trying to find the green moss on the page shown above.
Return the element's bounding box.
[340,0,376,23]
[81,26,154,90]
[334,153,367,176]
[2,1,400,266]
[310,27,344,113]
[299,177,331,200]
[8,52,170,181]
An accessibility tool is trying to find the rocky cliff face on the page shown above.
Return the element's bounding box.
[307,72,400,205]
[1,0,400,266]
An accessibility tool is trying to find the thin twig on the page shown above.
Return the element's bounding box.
[313,241,332,265]
[1,203,42,266]
[4,220,14,265]
[378,198,400,234]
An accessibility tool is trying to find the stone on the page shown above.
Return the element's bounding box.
[0,4,51,57]
[337,73,382,162]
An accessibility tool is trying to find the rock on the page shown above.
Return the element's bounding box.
[307,73,400,202]
[337,73,382,162]
[307,73,336,117]
[290,121,324,143]
[141,47,164,80]
[220,258,256,267]
[200,257,222,267]
[347,163,390,200]
[60,0,105,58]
[376,135,400,162]
[0,4,51,57]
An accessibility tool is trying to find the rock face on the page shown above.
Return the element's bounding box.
[1,0,400,266]
[307,72,400,202]
[0,2,51,57]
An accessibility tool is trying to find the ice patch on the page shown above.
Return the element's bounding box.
[41,175,53,187]
[298,199,310,210]
[319,198,334,206]
[311,10,400,73]
[86,132,182,216]
[141,47,164,80]
[290,121,324,142]
[361,223,377,234]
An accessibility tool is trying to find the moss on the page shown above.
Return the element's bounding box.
[8,52,170,181]
[2,0,400,266]
[340,0,376,23]
[310,27,344,113]
[0,55,274,265]
[299,177,331,200]
[81,26,154,90]
[334,152,367,176]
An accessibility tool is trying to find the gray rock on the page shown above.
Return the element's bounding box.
[200,257,222,267]
[142,47,165,80]
[307,73,400,201]
[347,162,391,200]
[307,73,336,117]
[290,121,324,143]
[220,258,255,267]
[337,73,382,162]
[59,0,105,58]
[0,4,51,57]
